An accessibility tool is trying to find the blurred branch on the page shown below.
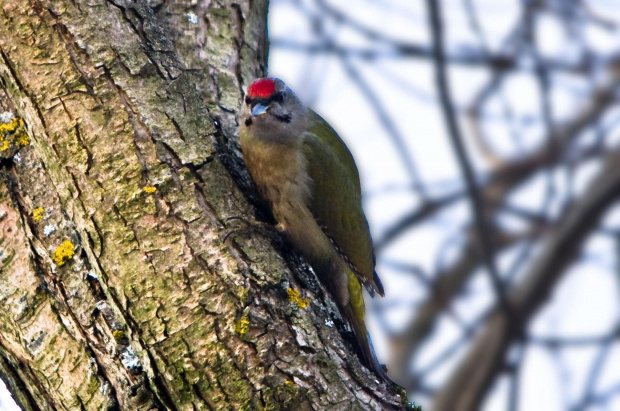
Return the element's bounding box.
[388,57,620,387]
[272,38,592,73]
[341,58,427,195]
[507,343,526,411]
[389,230,526,384]
[578,0,620,30]
[433,146,620,411]
[376,2,620,247]
[375,191,464,253]
[463,0,529,167]
[412,308,491,383]
[426,0,509,315]
[571,342,611,410]
[530,323,620,347]
[271,1,620,405]
[585,382,620,408]
[381,259,432,286]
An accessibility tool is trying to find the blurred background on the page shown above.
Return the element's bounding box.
[269,0,620,410]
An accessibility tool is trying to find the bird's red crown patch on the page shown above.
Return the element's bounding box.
[248,78,276,98]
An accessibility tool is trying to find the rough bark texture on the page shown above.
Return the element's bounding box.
[0,1,403,409]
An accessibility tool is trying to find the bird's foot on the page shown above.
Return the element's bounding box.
[222,216,282,244]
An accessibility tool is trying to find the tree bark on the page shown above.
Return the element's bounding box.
[0,1,402,409]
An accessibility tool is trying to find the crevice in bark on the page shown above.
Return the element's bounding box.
[0,337,57,410]
[0,350,43,411]
[2,161,124,408]
[0,50,49,133]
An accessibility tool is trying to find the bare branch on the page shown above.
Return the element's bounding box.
[426,0,509,316]
[433,146,620,411]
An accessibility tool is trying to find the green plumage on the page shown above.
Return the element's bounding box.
[303,110,383,299]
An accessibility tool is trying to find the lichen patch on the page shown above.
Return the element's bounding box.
[235,314,250,336]
[0,117,29,156]
[52,240,75,266]
[32,207,44,222]
[287,287,310,309]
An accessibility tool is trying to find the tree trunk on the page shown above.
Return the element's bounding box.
[0,1,402,409]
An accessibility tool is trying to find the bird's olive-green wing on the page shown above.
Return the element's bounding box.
[302,110,384,296]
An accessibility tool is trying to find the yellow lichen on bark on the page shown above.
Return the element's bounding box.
[287,287,310,309]
[14,128,29,147]
[0,117,28,152]
[0,116,22,134]
[52,240,75,266]
[112,330,126,340]
[32,207,44,222]
[235,314,250,336]
[142,186,157,193]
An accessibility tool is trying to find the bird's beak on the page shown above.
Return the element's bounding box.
[252,103,270,117]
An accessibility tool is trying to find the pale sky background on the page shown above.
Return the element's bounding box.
[268,1,620,410]
[2,1,620,410]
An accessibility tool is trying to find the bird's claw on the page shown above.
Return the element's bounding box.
[221,216,282,244]
[225,216,250,224]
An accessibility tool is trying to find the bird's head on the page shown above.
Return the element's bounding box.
[241,78,307,139]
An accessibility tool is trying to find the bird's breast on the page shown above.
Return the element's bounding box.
[242,139,334,262]
[243,140,310,207]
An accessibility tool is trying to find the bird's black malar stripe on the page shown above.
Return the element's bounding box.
[275,114,292,123]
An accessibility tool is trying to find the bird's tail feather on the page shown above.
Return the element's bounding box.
[341,302,395,386]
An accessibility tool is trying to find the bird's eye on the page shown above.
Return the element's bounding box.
[245,96,251,105]
[275,92,284,103]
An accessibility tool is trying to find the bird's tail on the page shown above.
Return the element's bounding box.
[341,300,395,386]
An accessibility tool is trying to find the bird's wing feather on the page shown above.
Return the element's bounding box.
[302,109,384,296]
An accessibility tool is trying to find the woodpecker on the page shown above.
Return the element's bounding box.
[239,77,390,383]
